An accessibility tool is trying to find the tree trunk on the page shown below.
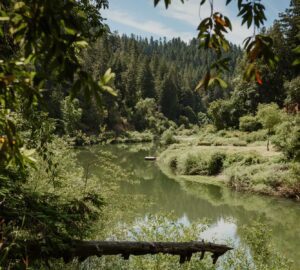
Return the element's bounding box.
[26,240,232,265]
[267,129,270,151]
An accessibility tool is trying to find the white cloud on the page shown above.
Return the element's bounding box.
[106,10,194,42]
[157,0,253,44]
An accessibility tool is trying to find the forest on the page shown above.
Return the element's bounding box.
[0,0,299,269]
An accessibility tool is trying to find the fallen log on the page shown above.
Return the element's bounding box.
[27,240,232,264]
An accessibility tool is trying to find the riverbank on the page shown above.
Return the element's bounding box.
[157,136,300,201]
[78,143,300,269]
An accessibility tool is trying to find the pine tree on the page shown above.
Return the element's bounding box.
[123,57,138,109]
[136,58,156,99]
[159,72,179,121]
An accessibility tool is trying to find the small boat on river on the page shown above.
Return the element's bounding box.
[144,156,156,161]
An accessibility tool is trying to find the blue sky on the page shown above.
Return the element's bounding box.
[102,0,290,44]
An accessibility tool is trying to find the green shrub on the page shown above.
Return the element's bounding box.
[198,141,212,146]
[226,162,300,198]
[208,99,240,130]
[180,151,226,176]
[272,116,300,160]
[178,115,190,128]
[177,126,199,136]
[161,128,177,145]
[183,154,203,175]
[212,137,247,147]
[232,141,247,147]
[224,152,265,168]
[99,130,116,142]
[217,130,227,137]
[239,115,262,132]
[168,156,178,171]
[256,103,282,137]
[60,96,82,136]
[197,112,210,125]
[207,152,226,175]
[202,124,217,133]
[181,106,198,124]
[227,165,259,191]
[243,129,268,143]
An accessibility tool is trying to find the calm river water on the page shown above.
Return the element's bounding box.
[79,144,300,268]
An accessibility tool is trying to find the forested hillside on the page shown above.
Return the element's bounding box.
[46,0,299,137]
[47,35,241,135]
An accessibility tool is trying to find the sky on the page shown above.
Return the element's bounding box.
[102,0,291,45]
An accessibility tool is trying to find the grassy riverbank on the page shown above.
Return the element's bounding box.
[158,129,300,200]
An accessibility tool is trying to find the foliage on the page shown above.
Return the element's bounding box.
[79,34,240,131]
[256,103,283,150]
[0,0,115,166]
[159,72,180,121]
[1,0,300,268]
[60,97,83,136]
[161,128,177,145]
[115,131,154,144]
[0,0,117,267]
[198,112,211,126]
[133,98,173,134]
[181,106,198,124]
[241,129,268,144]
[175,150,226,176]
[272,115,300,160]
[197,129,248,146]
[241,222,292,269]
[0,136,105,268]
[223,152,265,168]
[256,103,282,132]
[239,115,262,132]
[161,135,300,199]
[226,161,300,199]
[155,0,284,90]
[60,214,291,270]
[284,76,300,105]
[208,99,240,130]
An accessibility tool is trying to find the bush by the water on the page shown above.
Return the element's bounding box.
[177,151,226,176]
[227,162,300,199]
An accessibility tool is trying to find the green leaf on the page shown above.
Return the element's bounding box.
[14,2,26,10]
[215,77,228,88]
[0,17,10,21]
[293,46,300,54]
[98,68,116,96]
[101,85,117,96]
[292,59,300,66]
[74,40,89,48]
[101,68,116,85]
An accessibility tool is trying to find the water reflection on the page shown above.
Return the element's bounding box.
[79,144,300,268]
[201,218,238,245]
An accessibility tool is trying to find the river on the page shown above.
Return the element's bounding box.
[78,143,300,268]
